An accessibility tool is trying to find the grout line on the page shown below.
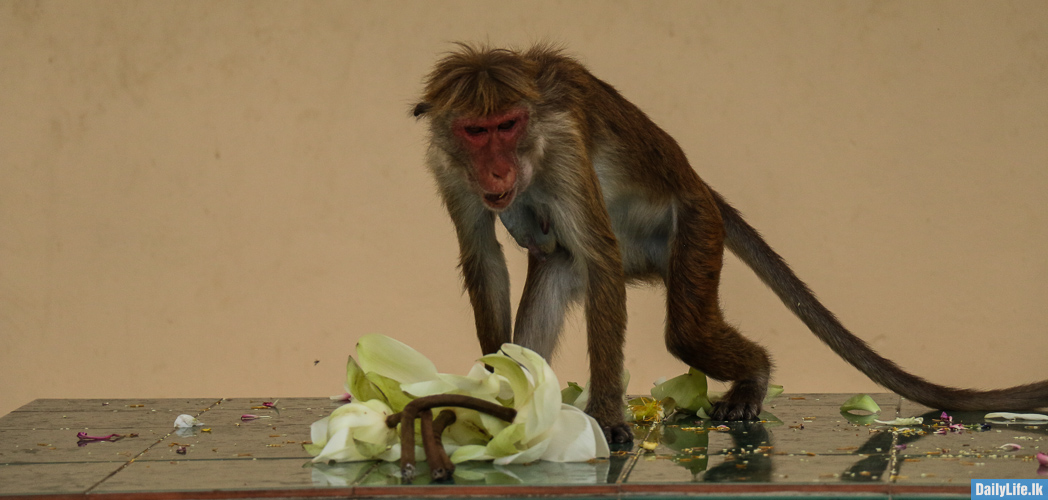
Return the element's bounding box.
[887,394,903,491]
[83,398,227,494]
[615,424,655,485]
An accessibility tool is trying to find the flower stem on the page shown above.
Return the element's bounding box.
[385,394,516,483]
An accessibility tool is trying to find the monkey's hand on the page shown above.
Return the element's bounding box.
[603,422,634,444]
[585,399,634,444]
[709,379,765,421]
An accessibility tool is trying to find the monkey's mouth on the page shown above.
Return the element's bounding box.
[483,189,515,210]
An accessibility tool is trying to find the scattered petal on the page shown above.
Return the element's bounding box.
[840,394,881,414]
[76,432,123,442]
[875,417,924,426]
[1038,452,1048,466]
[173,414,203,428]
[998,443,1022,451]
[628,397,664,423]
[984,412,1048,422]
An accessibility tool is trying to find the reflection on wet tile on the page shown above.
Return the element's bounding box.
[625,393,906,487]
[891,408,1047,483]
[90,458,323,493]
[0,398,221,431]
[346,460,615,487]
[894,455,1044,485]
[0,395,1035,498]
[308,461,378,486]
[140,398,339,459]
[0,462,124,495]
[627,414,896,485]
[6,398,224,415]
[0,428,166,464]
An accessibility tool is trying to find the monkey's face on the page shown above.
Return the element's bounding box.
[451,108,530,211]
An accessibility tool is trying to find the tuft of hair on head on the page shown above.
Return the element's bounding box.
[420,42,541,118]
[521,40,569,65]
[411,101,432,117]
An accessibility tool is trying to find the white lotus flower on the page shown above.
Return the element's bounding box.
[306,335,609,465]
[306,399,399,463]
[449,344,609,465]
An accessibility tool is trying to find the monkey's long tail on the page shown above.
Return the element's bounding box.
[712,190,1048,411]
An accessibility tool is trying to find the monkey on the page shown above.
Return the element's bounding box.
[411,43,1048,444]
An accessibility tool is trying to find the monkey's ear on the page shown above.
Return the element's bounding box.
[412,102,432,117]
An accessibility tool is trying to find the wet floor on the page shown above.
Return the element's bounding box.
[1,394,1044,499]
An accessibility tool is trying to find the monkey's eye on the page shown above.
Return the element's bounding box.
[463,126,487,136]
[497,120,516,131]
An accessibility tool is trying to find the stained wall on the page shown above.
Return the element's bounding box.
[2,1,1046,416]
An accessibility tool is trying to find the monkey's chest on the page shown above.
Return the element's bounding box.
[498,188,674,281]
[499,200,557,259]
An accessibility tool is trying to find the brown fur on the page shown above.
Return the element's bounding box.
[413,43,1048,443]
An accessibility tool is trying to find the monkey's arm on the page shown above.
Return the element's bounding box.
[445,192,513,355]
[558,167,632,443]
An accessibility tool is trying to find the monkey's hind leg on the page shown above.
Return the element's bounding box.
[664,199,772,421]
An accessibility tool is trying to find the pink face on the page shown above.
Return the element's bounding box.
[453,109,529,210]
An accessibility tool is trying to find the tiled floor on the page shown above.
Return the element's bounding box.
[1,394,1044,499]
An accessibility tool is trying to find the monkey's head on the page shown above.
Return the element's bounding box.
[414,44,542,211]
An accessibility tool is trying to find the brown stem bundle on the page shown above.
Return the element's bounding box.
[385,394,517,482]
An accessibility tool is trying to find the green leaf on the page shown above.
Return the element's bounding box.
[840,411,879,425]
[840,394,881,414]
[650,368,711,414]
[764,384,784,403]
[561,382,584,405]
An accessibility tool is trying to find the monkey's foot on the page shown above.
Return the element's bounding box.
[710,380,765,421]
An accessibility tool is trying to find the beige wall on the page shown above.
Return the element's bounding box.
[2,1,1046,417]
